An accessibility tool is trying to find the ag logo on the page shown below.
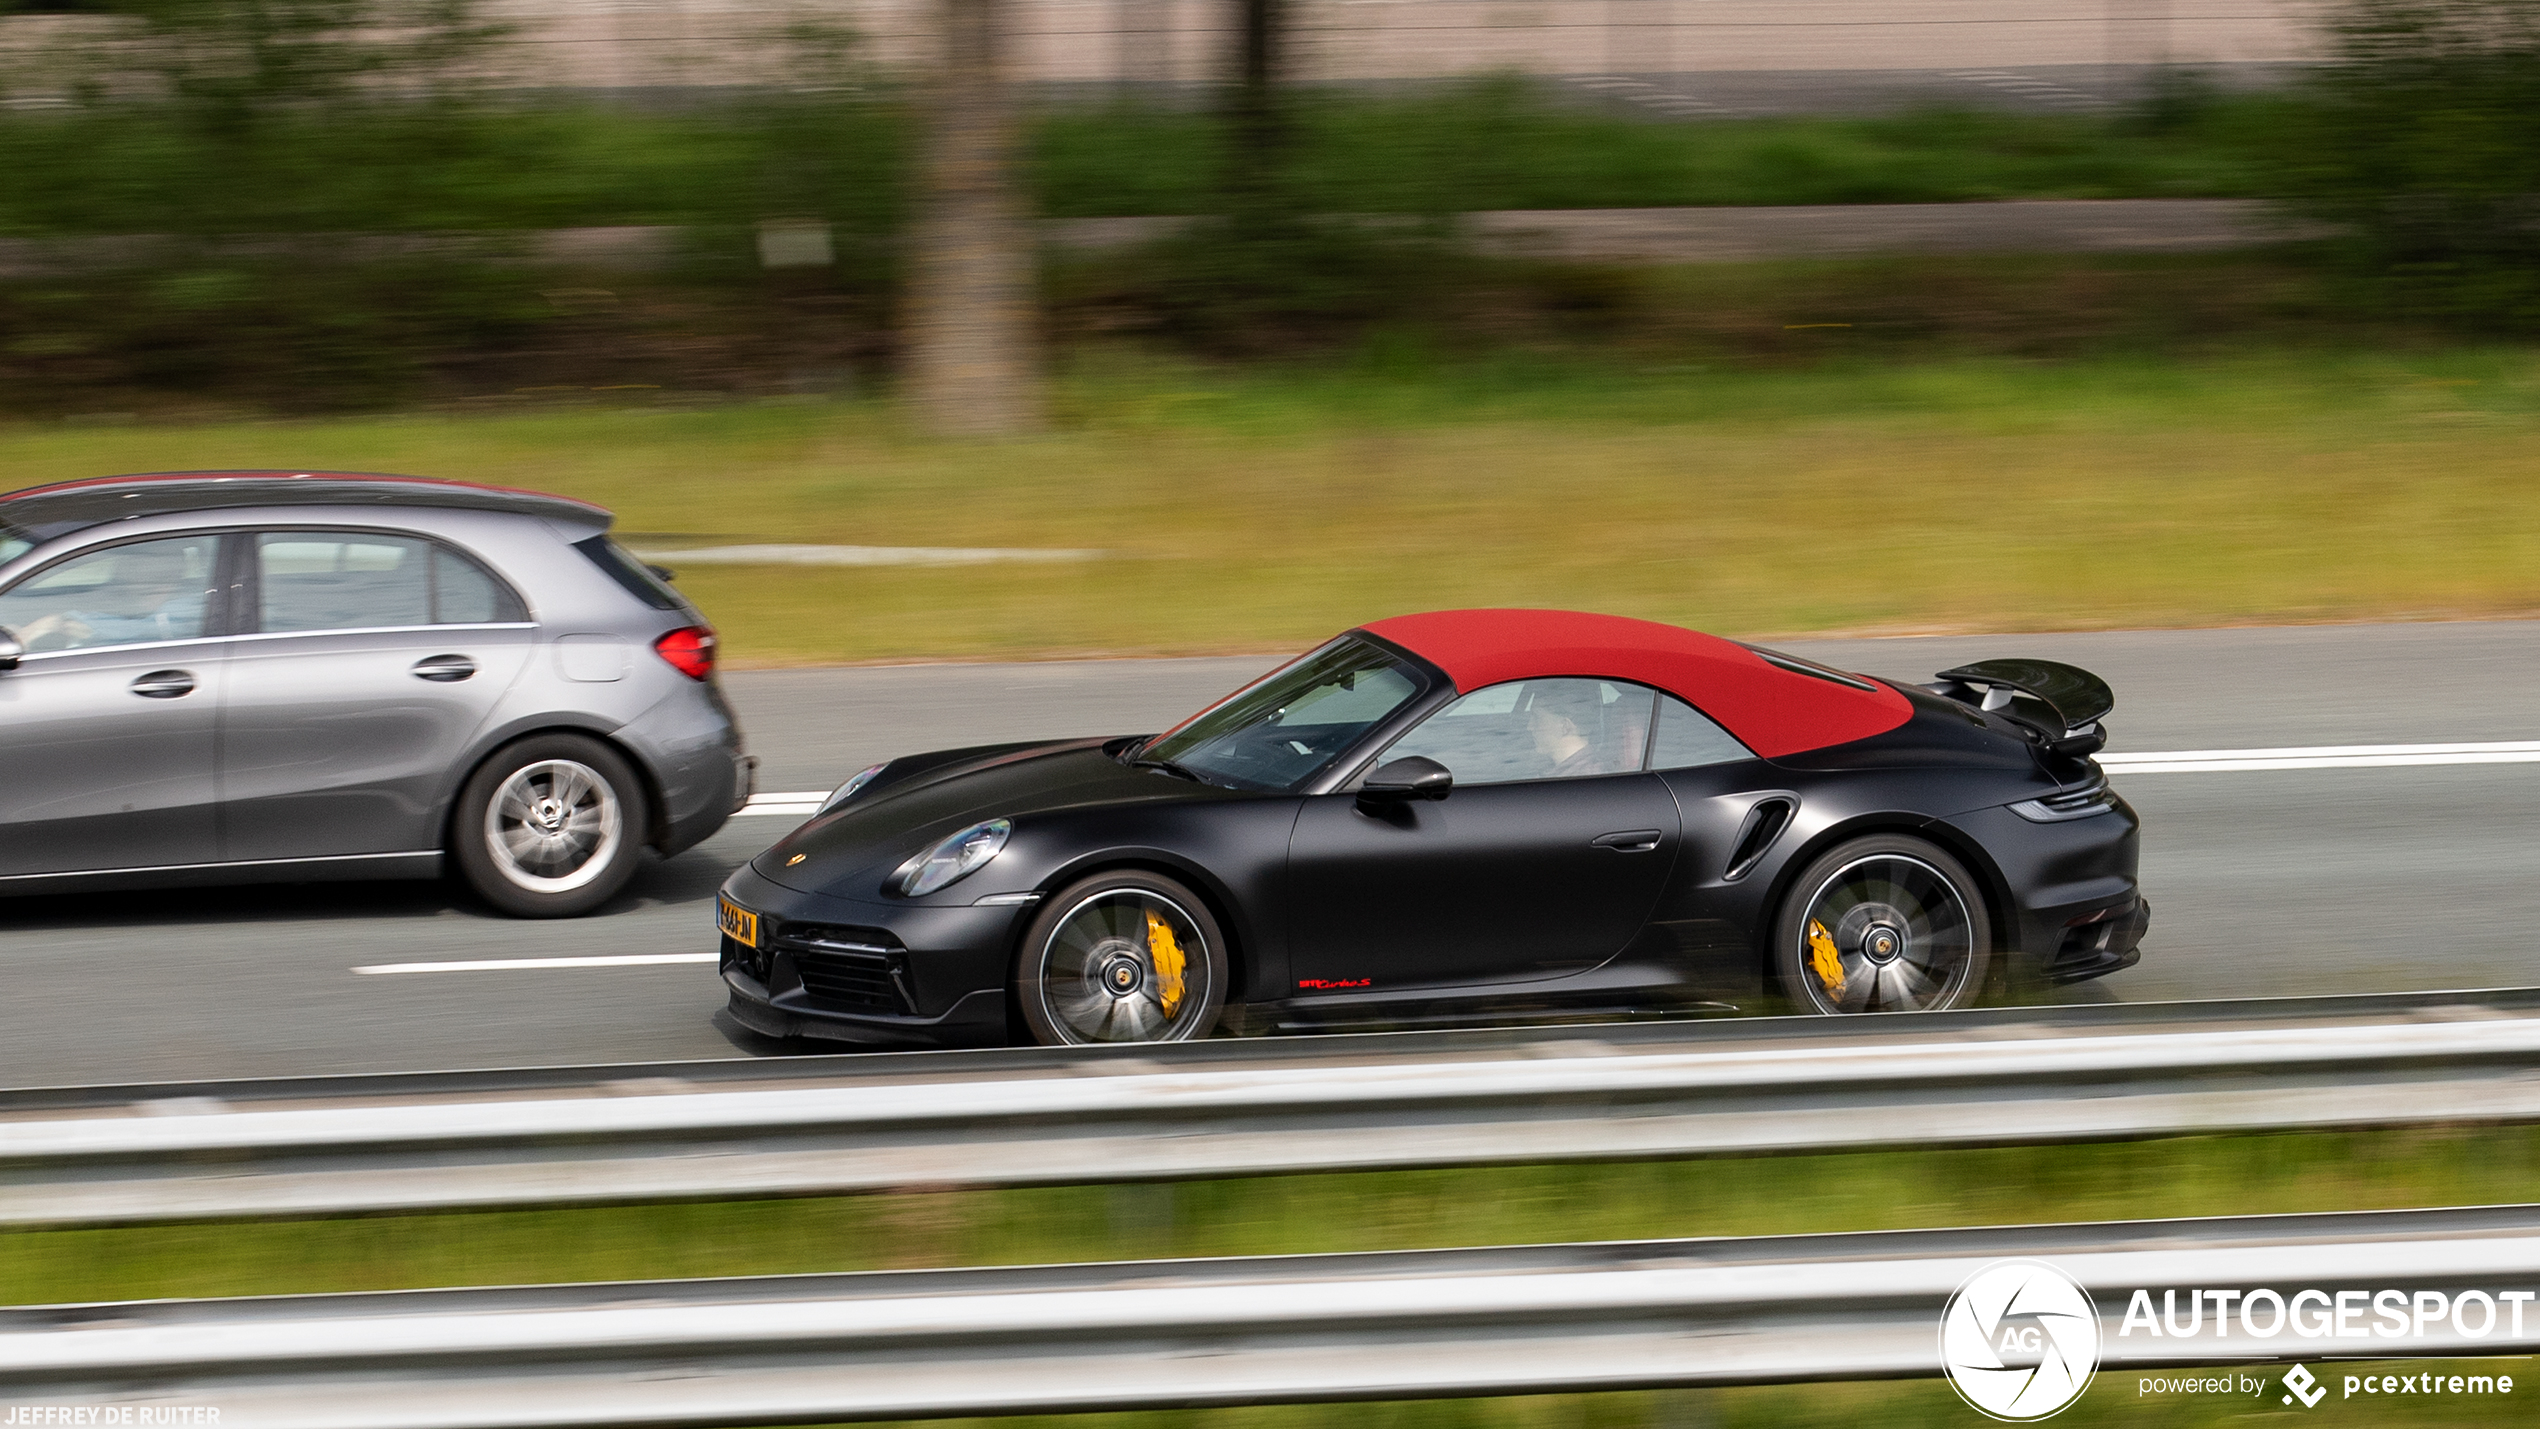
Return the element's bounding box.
[1939,1259,2102,1421]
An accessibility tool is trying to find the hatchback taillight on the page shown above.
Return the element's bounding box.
[654,626,717,680]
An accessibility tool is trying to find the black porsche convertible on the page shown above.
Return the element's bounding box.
[717,609,2147,1047]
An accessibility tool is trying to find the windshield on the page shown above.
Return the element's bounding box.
[1140,635,1431,791]
[0,522,29,567]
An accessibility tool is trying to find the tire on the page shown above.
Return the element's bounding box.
[451,733,649,918]
[1772,833,1992,1014]
[1015,871,1229,1046]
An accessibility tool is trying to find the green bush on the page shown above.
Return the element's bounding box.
[2285,0,2540,324]
[0,80,2293,240]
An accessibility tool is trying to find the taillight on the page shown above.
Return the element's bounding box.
[653,626,716,680]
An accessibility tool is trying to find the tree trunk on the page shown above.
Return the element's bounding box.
[905,0,1040,437]
[1226,0,1283,224]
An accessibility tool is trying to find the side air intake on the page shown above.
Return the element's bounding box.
[1723,798,1795,881]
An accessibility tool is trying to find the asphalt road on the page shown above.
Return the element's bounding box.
[5,621,2536,1088]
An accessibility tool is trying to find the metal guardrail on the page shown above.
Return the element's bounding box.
[9,988,2540,1227]
[10,1204,2540,1427]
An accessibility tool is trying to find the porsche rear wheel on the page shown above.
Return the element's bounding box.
[1774,835,1991,1014]
[1016,872,1228,1046]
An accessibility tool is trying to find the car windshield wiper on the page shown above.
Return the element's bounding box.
[1127,756,1210,785]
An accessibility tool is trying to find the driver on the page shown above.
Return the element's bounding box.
[12,545,206,651]
[1524,680,1625,777]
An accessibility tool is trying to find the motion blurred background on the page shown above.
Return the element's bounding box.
[3,0,2538,664]
[7,2,2540,1427]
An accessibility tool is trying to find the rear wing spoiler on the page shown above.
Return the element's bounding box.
[1931,658,2113,757]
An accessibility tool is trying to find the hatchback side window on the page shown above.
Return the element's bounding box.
[259,534,432,633]
[1383,678,1656,784]
[0,534,221,652]
[431,545,525,624]
[1650,693,1754,769]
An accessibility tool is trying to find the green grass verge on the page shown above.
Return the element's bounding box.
[4,1126,2535,1427]
[5,343,2539,664]
[16,1126,2540,1302]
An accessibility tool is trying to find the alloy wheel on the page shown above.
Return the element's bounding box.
[483,758,624,894]
[1035,889,1216,1044]
[1792,853,1978,1013]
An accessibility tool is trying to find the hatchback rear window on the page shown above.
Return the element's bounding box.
[574,535,685,612]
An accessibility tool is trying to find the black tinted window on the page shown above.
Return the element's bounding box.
[574,535,683,611]
[1651,694,1753,769]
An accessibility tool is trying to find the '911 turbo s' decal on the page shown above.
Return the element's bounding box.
[1297,978,1373,990]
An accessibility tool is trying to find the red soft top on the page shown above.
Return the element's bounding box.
[1359,608,1911,759]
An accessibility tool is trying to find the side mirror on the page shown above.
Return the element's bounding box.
[0,628,20,672]
[1359,755,1452,804]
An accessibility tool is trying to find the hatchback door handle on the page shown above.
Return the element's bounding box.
[129,669,195,699]
[1591,829,1663,853]
[411,655,477,683]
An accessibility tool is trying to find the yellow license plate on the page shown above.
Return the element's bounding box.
[717,898,759,948]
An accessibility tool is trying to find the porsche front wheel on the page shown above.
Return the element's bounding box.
[1015,872,1228,1045]
[1773,835,1991,1014]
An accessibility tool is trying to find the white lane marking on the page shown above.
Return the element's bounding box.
[2103,740,2540,774]
[739,791,828,817]
[355,954,719,975]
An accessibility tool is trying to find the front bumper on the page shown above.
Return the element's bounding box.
[716,863,1021,1047]
[724,975,1008,1047]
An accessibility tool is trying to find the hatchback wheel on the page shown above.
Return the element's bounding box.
[1015,871,1228,1045]
[453,734,648,917]
[1774,834,1992,1014]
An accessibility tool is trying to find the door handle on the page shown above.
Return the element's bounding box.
[1591,829,1663,853]
[411,654,477,683]
[129,669,195,699]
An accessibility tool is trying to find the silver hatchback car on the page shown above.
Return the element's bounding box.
[0,471,754,916]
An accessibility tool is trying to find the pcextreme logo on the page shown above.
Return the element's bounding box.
[2283,1364,2328,1407]
[1940,1260,2103,1421]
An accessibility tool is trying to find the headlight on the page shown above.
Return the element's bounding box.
[823,762,889,813]
[893,818,1011,897]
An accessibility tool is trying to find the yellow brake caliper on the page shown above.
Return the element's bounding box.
[1806,919,1845,999]
[1146,910,1187,1016]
